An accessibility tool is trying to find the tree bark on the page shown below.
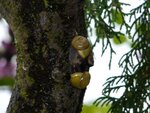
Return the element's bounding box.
[0,0,87,113]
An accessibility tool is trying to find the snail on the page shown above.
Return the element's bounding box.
[71,36,92,58]
[70,72,91,89]
[69,35,94,89]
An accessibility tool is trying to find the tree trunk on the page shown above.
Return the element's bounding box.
[0,0,87,113]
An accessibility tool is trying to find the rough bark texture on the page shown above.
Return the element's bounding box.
[0,0,87,113]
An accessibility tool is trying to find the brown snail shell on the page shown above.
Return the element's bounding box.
[72,36,92,58]
[72,36,90,50]
[70,72,91,89]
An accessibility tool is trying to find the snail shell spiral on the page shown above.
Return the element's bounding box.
[72,36,90,50]
[71,36,92,58]
[70,72,91,89]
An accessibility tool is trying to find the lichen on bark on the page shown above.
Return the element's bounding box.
[0,0,88,113]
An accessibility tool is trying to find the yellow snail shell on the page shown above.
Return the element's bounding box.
[70,72,91,89]
[72,36,92,58]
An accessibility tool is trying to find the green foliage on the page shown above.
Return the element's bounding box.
[113,34,126,45]
[85,0,129,67]
[82,104,110,113]
[85,0,150,113]
[147,0,150,8]
[111,9,123,25]
[0,77,14,87]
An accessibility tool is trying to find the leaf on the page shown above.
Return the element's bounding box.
[146,1,150,8]
[113,35,126,45]
[82,104,111,113]
[111,9,123,25]
[0,77,14,87]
